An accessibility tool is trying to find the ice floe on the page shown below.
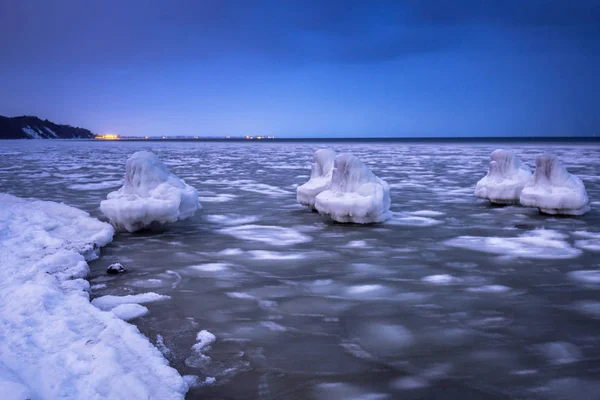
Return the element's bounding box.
[573,231,600,252]
[315,153,391,223]
[68,179,125,191]
[91,292,171,311]
[466,285,511,294]
[475,149,532,204]
[192,330,216,353]
[111,303,150,321]
[206,214,260,226]
[422,274,461,285]
[100,151,200,232]
[445,229,582,260]
[569,270,600,284]
[218,224,312,246]
[536,342,581,365]
[297,149,337,209]
[519,153,590,215]
[386,212,443,227]
[0,193,187,399]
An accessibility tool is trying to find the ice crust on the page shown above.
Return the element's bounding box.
[100,151,200,232]
[297,149,337,209]
[0,193,187,400]
[314,153,391,223]
[475,149,532,204]
[519,153,590,215]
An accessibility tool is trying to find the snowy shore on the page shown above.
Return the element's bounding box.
[0,193,187,400]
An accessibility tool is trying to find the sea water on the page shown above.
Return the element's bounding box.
[1,139,599,399]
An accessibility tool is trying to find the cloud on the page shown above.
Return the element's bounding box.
[0,0,597,68]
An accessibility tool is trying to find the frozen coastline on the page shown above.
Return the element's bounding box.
[0,193,187,400]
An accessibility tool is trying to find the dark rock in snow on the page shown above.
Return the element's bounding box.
[107,263,127,274]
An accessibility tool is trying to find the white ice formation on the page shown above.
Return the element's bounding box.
[0,193,187,400]
[100,151,200,232]
[475,149,532,204]
[519,154,590,215]
[314,153,391,223]
[297,149,337,209]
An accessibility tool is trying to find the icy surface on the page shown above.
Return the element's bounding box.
[520,153,590,215]
[0,193,187,400]
[445,229,582,259]
[297,149,337,209]
[111,303,150,321]
[91,292,171,311]
[100,151,200,232]
[475,149,532,204]
[1,140,599,400]
[218,224,312,245]
[315,153,391,223]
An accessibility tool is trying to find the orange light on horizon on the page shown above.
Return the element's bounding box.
[95,134,119,140]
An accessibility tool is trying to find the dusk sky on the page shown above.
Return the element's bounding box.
[1,0,599,138]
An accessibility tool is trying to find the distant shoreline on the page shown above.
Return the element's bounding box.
[2,136,598,143]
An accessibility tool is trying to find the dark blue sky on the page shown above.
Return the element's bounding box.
[1,0,599,137]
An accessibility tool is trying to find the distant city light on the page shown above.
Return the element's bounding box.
[95,134,119,140]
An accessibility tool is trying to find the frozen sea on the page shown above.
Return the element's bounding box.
[1,139,599,399]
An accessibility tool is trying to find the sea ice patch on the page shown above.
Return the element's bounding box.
[206,214,260,225]
[422,274,460,285]
[91,292,171,311]
[386,212,443,227]
[569,270,600,285]
[445,229,582,260]
[218,224,312,246]
[111,303,150,321]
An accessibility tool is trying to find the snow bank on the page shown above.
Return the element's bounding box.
[100,151,200,232]
[475,149,532,204]
[297,149,337,209]
[314,153,391,223]
[0,193,187,400]
[520,154,590,215]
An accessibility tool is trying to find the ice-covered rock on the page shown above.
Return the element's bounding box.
[107,262,127,274]
[519,154,590,215]
[475,149,532,204]
[0,193,187,400]
[297,149,337,209]
[314,153,391,223]
[100,151,200,232]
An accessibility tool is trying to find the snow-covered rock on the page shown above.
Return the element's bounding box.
[297,149,337,209]
[0,193,187,400]
[107,262,127,274]
[314,153,391,223]
[520,154,590,215]
[475,149,532,204]
[100,151,200,232]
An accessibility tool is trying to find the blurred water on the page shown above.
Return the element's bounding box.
[1,139,599,399]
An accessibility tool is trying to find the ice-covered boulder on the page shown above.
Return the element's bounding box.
[520,153,590,215]
[475,149,532,204]
[297,149,337,209]
[100,151,200,232]
[314,153,391,223]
